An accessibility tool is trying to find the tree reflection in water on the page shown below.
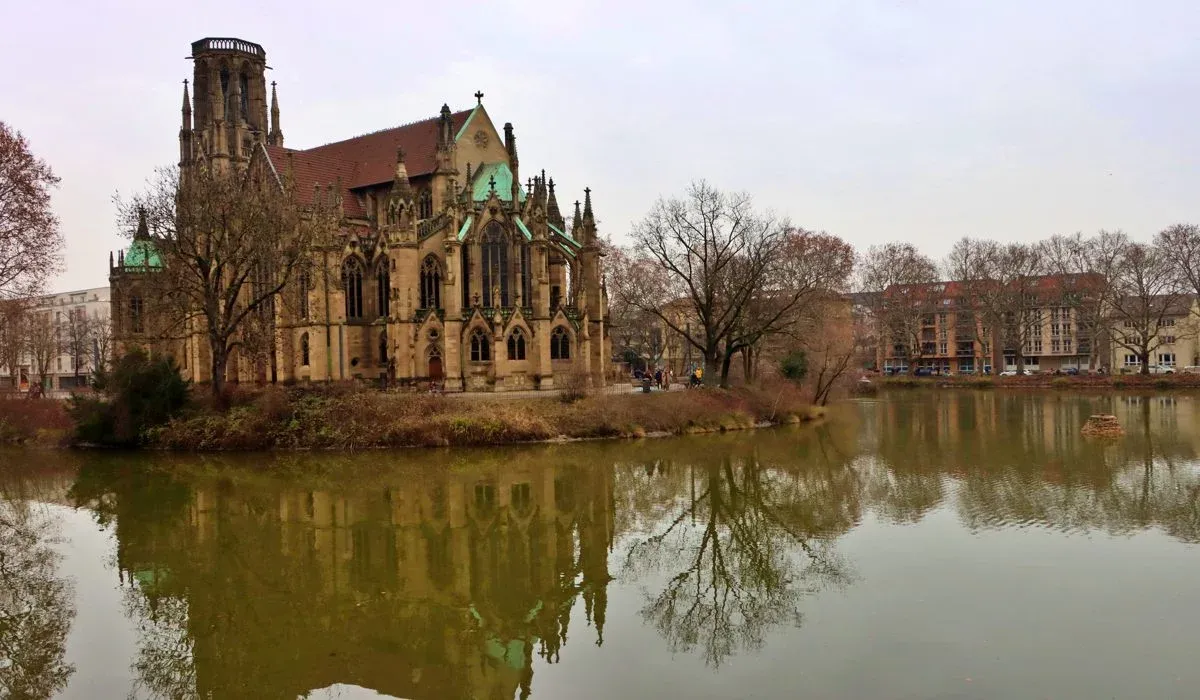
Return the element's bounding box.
[0,498,75,699]
[621,426,860,668]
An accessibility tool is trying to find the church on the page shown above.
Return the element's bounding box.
[111,37,610,392]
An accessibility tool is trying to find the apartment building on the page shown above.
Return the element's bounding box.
[0,286,111,397]
[1109,296,1200,372]
[877,275,1106,374]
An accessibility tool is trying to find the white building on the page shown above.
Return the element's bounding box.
[0,286,111,397]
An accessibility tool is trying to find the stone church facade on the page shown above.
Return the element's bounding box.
[111,37,610,392]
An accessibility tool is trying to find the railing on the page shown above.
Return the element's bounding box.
[192,38,266,58]
[418,213,450,240]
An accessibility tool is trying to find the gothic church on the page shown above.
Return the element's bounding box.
[111,38,610,391]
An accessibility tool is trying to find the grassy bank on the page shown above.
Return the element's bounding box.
[143,383,819,451]
[0,398,72,446]
[877,373,1200,390]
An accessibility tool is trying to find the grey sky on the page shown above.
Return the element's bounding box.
[3,0,1198,293]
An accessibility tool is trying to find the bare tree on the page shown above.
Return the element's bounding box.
[946,238,1048,374]
[1040,231,1126,371]
[727,229,855,384]
[0,122,64,299]
[1156,223,1200,316]
[859,243,939,374]
[802,295,864,405]
[118,163,336,401]
[614,181,814,386]
[88,310,112,377]
[24,310,59,395]
[62,307,93,386]
[0,298,28,390]
[1107,242,1191,374]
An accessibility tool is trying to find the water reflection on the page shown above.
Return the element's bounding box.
[0,466,77,699]
[1,391,1199,698]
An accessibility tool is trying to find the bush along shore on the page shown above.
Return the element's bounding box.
[139,383,822,451]
[36,348,821,451]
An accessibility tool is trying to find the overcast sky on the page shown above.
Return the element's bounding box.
[3,0,1199,293]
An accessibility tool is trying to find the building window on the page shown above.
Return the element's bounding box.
[418,190,433,219]
[300,332,310,366]
[1051,338,1061,354]
[343,259,364,320]
[1159,353,1176,366]
[507,328,526,360]
[298,271,310,320]
[420,256,442,310]
[1163,335,1176,345]
[1063,338,1072,354]
[482,223,509,307]
[461,246,472,308]
[1124,354,1140,367]
[239,72,249,121]
[376,258,390,318]
[1163,318,1176,327]
[379,331,388,364]
[520,244,532,307]
[550,326,571,360]
[130,295,144,333]
[469,328,491,362]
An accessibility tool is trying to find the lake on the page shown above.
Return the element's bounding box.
[2,391,1199,700]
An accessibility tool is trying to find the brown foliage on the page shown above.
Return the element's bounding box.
[0,122,64,298]
[0,399,71,445]
[147,383,816,451]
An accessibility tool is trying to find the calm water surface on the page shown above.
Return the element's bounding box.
[2,392,1199,700]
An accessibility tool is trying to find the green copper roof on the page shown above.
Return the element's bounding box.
[457,215,473,241]
[515,217,532,241]
[454,105,481,142]
[548,222,581,249]
[471,162,525,203]
[125,239,163,268]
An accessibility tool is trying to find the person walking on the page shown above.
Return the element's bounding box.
[654,368,663,389]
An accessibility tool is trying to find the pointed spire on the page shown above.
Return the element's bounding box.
[135,207,149,240]
[269,81,284,146]
[504,122,517,163]
[181,80,192,129]
[547,177,565,230]
[572,200,582,235]
[583,187,594,222]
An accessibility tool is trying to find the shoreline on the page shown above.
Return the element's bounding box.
[2,384,823,452]
[873,373,1200,391]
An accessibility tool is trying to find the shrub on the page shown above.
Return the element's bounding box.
[558,370,591,404]
[780,351,808,382]
[69,350,190,446]
[1050,377,1071,389]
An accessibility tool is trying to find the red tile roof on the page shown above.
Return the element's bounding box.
[260,107,475,219]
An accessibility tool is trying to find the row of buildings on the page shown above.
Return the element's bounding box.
[867,276,1200,375]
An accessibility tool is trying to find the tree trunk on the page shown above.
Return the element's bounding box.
[703,352,720,388]
[1140,350,1150,375]
[210,336,228,406]
[720,352,734,387]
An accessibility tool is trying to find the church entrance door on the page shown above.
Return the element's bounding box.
[429,356,444,381]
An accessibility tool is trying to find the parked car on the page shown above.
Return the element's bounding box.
[1149,364,1177,375]
[999,370,1018,377]
[914,367,933,377]
[1183,366,1200,375]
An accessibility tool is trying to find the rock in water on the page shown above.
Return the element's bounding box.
[1081,414,1124,437]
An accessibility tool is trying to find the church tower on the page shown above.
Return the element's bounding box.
[184,38,272,169]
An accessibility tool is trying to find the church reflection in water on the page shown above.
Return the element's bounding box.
[78,457,613,700]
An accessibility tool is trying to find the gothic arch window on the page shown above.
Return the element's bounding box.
[469,328,491,362]
[378,330,388,364]
[343,258,364,320]
[507,327,527,361]
[420,255,442,310]
[461,246,472,308]
[550,326,571,360]
[481,222,509,307]
[130,295,144,334]
[376,257,390,318]
[300,332,310,367]
[298,271,310,320]
[239,72,250,121]
[418,190,433,219]
[219,65,231,120]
